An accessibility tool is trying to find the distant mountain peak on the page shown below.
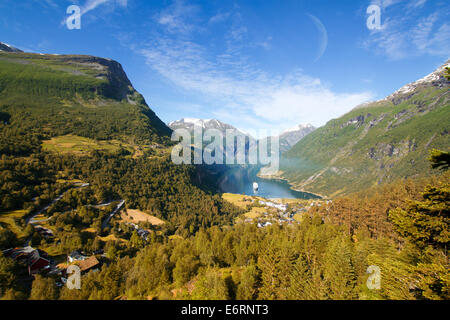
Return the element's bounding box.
[282,123,315,135]
[168,118,248,136]
[0,42,23,53]
[278,123,316,153]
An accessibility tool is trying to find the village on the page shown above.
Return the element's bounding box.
[0,180,166,290]
[222,193,330,228]
[1,177,328,291]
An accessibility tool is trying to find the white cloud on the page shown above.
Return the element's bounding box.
[119,1,374,131]
[139,37,373,130]
[364,2,449,60]
[81,0,127,16]
[61,0,127,24]
[156,0,198,34]
[208,12,231,24]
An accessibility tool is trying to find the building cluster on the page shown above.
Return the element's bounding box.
[129,223,150,241]
[2,246,102,288]
[59,250,101,286]
[3,246,51,275]
[258,200,288,212]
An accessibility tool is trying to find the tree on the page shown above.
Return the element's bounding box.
[236,263,260,300]
[287,256,310,300]
[29,275,58,300]
[190,270,229,300]
[389,183,449,251]
[257,241,294,300]
[129,230,144,249]
[0,254,18,298]
[323,236,358,300]
[172,254,199,286]
[429,149,450,171]
[0,228,17,250]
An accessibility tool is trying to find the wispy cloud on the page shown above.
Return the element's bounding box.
[156,0,198,34]
[132,1,373,131]
[208,12,231,24]
[60,0,127,25]
[81,0,127,16]
[364,0,449,60]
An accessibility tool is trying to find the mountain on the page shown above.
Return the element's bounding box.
[0,50,172,148]
[0,42,23,53]
[274,60,450,198]
[169,119,315,154]
[168,118,256,163]
[0,47,241,239]
[168,118,248,137]
[277,124,316,153]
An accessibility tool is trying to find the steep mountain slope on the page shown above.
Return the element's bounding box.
[277,124,316,153]
[169,118,315,154]
[168,118,247,136]
[169,118,256,163]
[0,51,171,152]
[0,42,23,53]
[0,49,242,237]
[278,61,450,197]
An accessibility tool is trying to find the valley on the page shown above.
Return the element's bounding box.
[0,45,448,301]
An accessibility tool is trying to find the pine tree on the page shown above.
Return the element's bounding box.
[257,244,281,300]
[323,236,358,300]
[389,183,449,251]
[190,270,229,300]
[287,255,310,300]
[429,149,450,171]
[235,263,260,300]
[29,275,59,300]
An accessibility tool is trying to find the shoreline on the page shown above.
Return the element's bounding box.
[256,172,327,199]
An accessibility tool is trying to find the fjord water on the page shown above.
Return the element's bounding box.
[218,166,320,199]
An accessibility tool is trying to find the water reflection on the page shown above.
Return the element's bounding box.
[218,166,320,199]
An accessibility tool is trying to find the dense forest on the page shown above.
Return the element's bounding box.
[0,52,448,300]
[1,151,448,300]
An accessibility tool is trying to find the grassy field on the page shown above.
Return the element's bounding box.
[243,207,267,219]
[42,134,135,155]
[98,234,128,243]
[120,209,165,226]
[0,209,30,240]
[221,193,262,209]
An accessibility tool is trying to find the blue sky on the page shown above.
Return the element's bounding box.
[0,0,448,133]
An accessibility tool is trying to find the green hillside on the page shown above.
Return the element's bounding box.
[0,51,242,240]
[279,62,450,197]
[0,51,171,155]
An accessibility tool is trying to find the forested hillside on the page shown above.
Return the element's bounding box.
[0,50,447,301]
[279,62,450,197]
[2,156,446,300]
[0,51,243,243]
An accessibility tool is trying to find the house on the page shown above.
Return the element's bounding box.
[77,256,100,274]
[3,246,35,262]
[28,249,50,275]
[137,229,150,241]
[3,247,50,275]
[68,250,87,263]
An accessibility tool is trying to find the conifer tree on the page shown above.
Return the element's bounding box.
[389,183,449,250]
[236,263,260,300]
[29,275,59,300]
[287,255,310,300]
[323,236,358,300]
